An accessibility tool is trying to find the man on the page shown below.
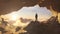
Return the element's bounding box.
[35,13,38,21]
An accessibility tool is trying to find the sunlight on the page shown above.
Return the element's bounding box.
[11,14,18,21]
[8,12,19,21]
[13,19,30,27]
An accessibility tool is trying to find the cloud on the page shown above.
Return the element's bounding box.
[20,17,32,23]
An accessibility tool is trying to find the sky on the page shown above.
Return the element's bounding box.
[1,5,52,21]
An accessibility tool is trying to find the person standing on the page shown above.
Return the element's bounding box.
[35,13,38,21]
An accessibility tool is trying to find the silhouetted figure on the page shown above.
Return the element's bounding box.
[35,13,38,21]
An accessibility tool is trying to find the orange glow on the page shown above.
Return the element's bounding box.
[50,6,57,17]
[13,19,30,27]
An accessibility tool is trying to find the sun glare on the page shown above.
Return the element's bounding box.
[9,13,19,21]
[11,14,17,20]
